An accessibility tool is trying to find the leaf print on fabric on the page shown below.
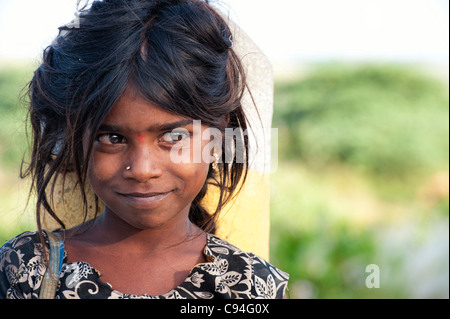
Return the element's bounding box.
[26,256,45,289]
[33,243,44,257]
[27,256,44,275]
[62,280,100,299]
[211,247,229,255]
[222,272,242,286]
[254,274,277,299]
[11,235,33,249]
[6,286,24,299]
[210,236,229,246]
[215,271,242,294]
[0,249,10,270]
[200,263,221,276]
[238,264,253,291]
[62,289,78,299]
[270,265,290,281]
[165,290,186,299]
[194,291,214,299]
[215,278,228,294]
[4,264,20,285]
[187,272,205,288]
[216,258,229,274]
[251,255,266,267]
[65,262,94,288]
[200,258,229,276]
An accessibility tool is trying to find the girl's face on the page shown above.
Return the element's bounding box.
[87,86,213,231]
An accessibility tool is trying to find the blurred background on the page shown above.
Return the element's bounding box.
[0,0,448,298]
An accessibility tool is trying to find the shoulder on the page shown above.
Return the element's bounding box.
[204,234,289,299]
[0,231,47,299]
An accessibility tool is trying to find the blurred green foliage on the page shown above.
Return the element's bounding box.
[0,64,35,245]
[270,63,449,298]
[0,65,32,168]
[274,63,449,180]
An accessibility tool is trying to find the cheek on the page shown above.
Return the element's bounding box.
[175,162,210,195]
[87,152,120,189]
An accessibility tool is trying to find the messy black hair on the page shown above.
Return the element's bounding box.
[22,0,249,245]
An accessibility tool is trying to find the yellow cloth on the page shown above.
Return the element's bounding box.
[203,170,270,260]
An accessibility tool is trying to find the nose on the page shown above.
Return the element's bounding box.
[124,147,163,182]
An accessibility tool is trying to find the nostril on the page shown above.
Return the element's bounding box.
[123,160,163,182]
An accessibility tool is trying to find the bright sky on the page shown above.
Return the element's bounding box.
[0,0,448,66]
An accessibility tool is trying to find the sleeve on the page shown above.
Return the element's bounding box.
[0,232,46,299]
[0,244,11,299]
[250,254,290,299]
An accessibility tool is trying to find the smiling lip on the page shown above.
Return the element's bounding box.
[119,191,173,208]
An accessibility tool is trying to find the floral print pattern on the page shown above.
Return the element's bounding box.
[0,231,289,299]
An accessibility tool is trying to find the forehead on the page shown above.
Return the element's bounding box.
[104,86,190,130]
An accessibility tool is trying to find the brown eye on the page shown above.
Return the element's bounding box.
[97,133,127,145]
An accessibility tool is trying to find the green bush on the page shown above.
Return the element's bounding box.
[271,223,383,298]
[0,65,33,168]
[274,63,449,179]
[270,63,449,298]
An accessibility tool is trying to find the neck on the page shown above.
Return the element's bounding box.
[81,207,202,254]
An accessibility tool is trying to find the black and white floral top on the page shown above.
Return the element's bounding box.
[0,231,289,299]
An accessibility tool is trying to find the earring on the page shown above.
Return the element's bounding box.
[212,153,220,170]
[126,166,131,171]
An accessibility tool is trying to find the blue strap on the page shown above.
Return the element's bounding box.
[39,230,64,299]
[57,238,64,274]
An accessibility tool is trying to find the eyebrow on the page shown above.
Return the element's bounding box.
[98,124,121,133]
[159,119,194,131]
[98,119,194,133]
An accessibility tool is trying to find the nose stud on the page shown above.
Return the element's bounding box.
[126,166,131,171]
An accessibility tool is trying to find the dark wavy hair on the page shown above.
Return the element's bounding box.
[22,0,249,241]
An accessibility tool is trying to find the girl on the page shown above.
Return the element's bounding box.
[0,0,289,299]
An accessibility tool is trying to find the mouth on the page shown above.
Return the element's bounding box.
[118,190,173,208]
